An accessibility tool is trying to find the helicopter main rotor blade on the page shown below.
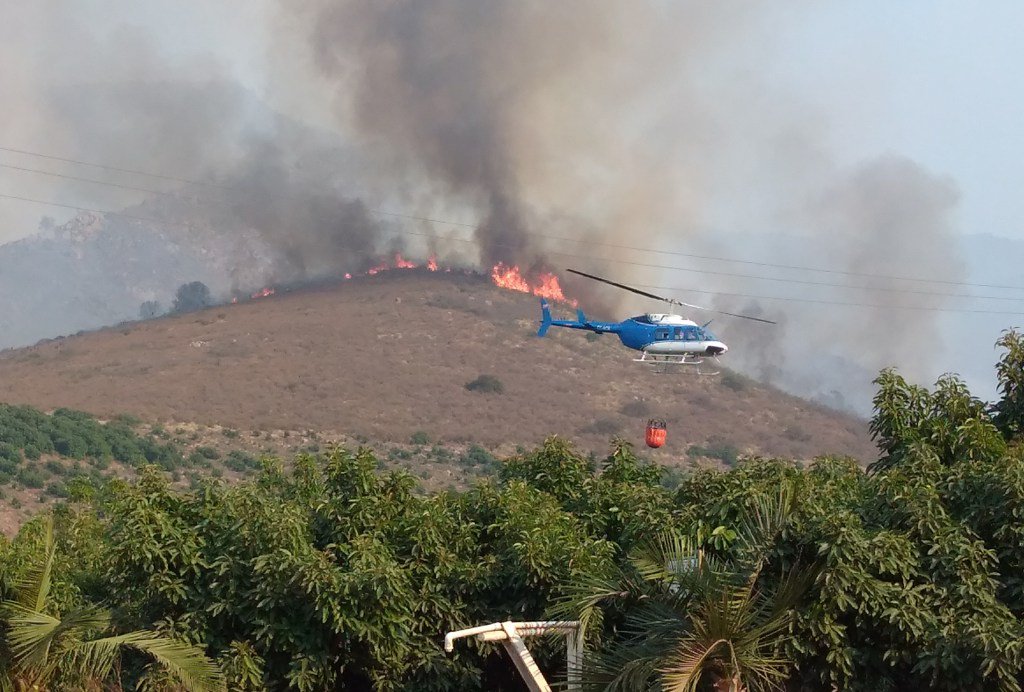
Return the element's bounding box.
[677,300,777,324]
[567,268,777,325]
[566,269,675,303]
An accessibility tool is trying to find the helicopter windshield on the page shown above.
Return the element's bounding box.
[700,328,718,341]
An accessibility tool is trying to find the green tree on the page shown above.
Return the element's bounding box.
[172,281,212,314]
[0,516,224,691]
[993,330,1024,439]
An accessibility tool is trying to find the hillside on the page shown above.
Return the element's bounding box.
[0,271,876,464]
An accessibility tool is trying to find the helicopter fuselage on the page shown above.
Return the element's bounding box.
[538,300,728,357]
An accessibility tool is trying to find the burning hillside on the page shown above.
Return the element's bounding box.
[238,254,578,308]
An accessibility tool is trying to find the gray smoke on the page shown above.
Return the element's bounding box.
[0,1,973,413]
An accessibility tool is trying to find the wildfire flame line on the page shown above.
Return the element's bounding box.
[490,262,578,306]
[241,254,577,306]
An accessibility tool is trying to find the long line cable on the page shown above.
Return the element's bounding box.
[3,143,1022,291]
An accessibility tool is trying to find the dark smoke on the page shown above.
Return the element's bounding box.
[0,2,977,413]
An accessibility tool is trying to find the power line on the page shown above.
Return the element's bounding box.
[3,188,1024,313]
[4,142,1023,292]
[1,167,1021,302]
[0,144,236,190]
[2,189,1023,318]
[630,283,1024,318]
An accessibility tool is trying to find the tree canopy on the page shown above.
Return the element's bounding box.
[0,331,1022,690]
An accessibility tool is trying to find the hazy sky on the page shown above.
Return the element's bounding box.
[1,1,1020,241]
[1,1,1021,409]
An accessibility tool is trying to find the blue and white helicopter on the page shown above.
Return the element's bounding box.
[538,269,775,373]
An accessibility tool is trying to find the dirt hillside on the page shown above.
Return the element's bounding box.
[0,271,877,463]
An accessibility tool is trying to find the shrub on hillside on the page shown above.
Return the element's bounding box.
[224,450,260,473]
[196,446,221,460]
[687,442,740,466]
[0,443,21,464]
[171,281,211,313]
[464,374,504,394]
[16,467,46,489]
[138,300,163,320]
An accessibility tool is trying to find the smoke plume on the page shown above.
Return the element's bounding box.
[0,1,974,412]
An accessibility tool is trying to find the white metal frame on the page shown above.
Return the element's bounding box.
[444,620,582,692]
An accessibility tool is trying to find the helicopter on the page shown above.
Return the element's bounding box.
[537,269,776,373]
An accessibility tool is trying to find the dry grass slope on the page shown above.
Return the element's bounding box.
[0,272,876,464]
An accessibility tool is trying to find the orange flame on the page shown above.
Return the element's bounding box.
[490,263,531,293]
[427,255,438,271]
[490,263,577,306]
[250,287,275,299]
[394,253,416,269]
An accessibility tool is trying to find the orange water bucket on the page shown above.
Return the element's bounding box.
[645,419,667,448]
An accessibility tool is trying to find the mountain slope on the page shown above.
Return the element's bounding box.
[0,271,876,463]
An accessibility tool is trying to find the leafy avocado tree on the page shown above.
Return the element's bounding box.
[0,515,224,691]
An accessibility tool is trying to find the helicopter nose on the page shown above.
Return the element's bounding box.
[705,341,728,356]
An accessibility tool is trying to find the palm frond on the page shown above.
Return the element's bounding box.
[15,515,56,614]
[3,603,111,683]
[659,635,732,692]
[74,630,225,692]
[734,483,796,566]
[1,603,63,671]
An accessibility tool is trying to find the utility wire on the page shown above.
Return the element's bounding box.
[630,283,1024,317]
[2,190,1023,317]
[3,142,1023,291]
[0,181,1017,302]
[1,166,1021,302]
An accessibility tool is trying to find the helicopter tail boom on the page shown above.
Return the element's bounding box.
[537,299,621,337]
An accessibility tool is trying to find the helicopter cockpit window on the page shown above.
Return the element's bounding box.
[673,328,684,340]
[655,329,669,340]
[684,329,699,341]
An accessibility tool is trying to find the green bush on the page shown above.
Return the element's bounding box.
[687,442,740,466]
[224,450,260,473]
[720,370,750,392]
[0,443,22,464]
[44,460,66,476]
[410,431,431,446]
[464,374,504,394]
[44,481,69,498]
[460,445,499,473]
[196,446,221,460]
[16,467,46,489]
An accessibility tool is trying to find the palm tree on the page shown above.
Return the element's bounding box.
[555,485,815,691]
[0,516,225,691]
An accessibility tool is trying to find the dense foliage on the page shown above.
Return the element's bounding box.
[0,405,182,479]
[0,331,1022,690]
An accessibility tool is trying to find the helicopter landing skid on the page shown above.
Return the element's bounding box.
[633,352,720,376]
